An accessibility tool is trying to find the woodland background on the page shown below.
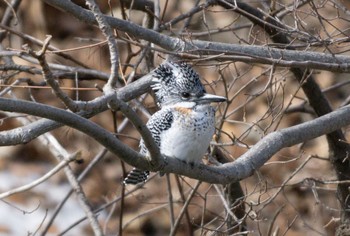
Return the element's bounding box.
[1,0,350,235]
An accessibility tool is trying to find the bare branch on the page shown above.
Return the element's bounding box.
[1,97,350,184]
[85,0,119,89]
[41,148,108,235]
[169,181,201,236]
[0,97,149,168]
[0,0,21,42]
[25,36,81,111]
[0,153,77,199]
[2,1,350,234]
[107,95,163,169]
[0,73,153,146]
[43,0,350,72]
[0,23,89,68]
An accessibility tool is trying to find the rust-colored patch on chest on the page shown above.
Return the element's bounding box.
[175,107,193,115]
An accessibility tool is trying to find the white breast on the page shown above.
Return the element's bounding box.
[159,104,215,163]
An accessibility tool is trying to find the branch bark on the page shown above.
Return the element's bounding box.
[1,97,350,185]
[216,0,350,223]
[85,0,119,89]
[42,0,350,72]
[0,73,152,146]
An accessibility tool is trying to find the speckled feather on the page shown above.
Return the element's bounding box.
[151,61,206,107]
[139,110,174,154]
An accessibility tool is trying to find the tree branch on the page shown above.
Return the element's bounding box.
[85,0,119,89]
[25,36,81,111]
[0,153,77,200]
[107,94,163,169]
[0,97,150,169]
[42,0,350,72]
[217,0,350,223]
[1,97,350,184]
[0,73,153,146]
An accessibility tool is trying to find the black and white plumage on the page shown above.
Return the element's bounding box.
[123,61,226,185]
[151,62,207,108]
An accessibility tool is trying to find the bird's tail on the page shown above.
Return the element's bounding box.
[123,168,150,185]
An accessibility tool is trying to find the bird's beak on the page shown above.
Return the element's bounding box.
[195,93,227,104]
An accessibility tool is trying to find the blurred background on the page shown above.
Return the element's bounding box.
[1,0,350,235]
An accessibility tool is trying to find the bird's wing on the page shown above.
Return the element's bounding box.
[124,108,174,185]
[139,108,174,155]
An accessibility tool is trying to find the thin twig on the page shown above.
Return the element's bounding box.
[166,174,175,230]
[0,84,99,91]
[25,36,81,111]
[175,176,194,234]
[0,0,22,42]
[0,23,90,68]
[170,181,202,236]
[61,175,159,233]
[0,153,77,199]
[41,131,104,236]
[43,0,350,72]
[40,148,108,235]
[85,0,119,89]
[4,107,104,236]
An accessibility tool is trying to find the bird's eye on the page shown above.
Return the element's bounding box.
[181,92,191,99]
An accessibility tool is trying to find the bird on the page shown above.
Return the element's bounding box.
[123,61,226,185]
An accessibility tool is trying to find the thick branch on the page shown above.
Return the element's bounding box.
[1,97,350,184]
[163,104,350,184]
[107,94,163,169]
[218,0,350,222]
[0,97,150,169]
[42,0,350,72]
[0,73,153,145]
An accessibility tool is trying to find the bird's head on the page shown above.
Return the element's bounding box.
[151,61,226,108]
